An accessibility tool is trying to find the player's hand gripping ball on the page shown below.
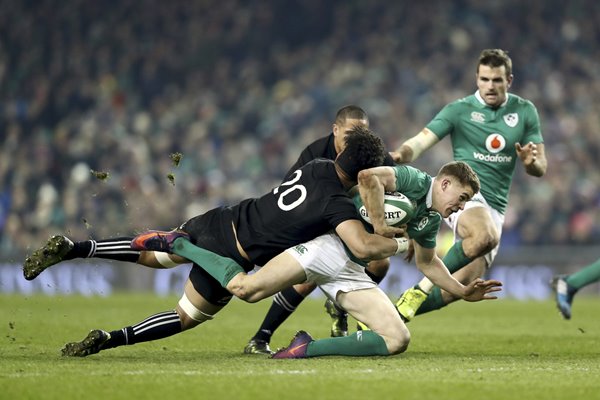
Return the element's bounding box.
[355,192,415,227]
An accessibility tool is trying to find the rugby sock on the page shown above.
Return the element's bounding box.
[442,240,473,274]
[415,286,445,315]
[171,237,244,287]
[306,330,389,357]
[253,287,305,343]
[566,258,600,291]
[65,237,140,263]
[105,310,182,348]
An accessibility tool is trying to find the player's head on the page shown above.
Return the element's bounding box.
[335,125,385,185]
[476,49,513,108]
[432,161,480,218]
[333,105,369,154]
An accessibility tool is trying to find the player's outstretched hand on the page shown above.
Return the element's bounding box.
[515,141,538,166]
[461,278,503,302]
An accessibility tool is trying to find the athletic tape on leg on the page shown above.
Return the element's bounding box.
[154,251,180,268]
[178,293,214,322]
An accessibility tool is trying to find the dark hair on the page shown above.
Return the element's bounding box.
[335,125,385,181]
[335,105,369,126]
[478,49,512,77]
[438,161,481,194]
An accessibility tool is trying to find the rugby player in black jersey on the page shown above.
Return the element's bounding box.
[239,105,396,355]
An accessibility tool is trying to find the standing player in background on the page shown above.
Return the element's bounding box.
[392,49,547,320]
[552,259,600,319]
[244,105,396,355]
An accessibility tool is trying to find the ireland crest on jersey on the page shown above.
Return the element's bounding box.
[503,113,518,128]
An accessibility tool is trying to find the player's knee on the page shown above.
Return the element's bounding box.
[176,293,215,330]
[374,319,410,355]
[226,278,260,303]
[466,228,499,258]
[386,329,410,355]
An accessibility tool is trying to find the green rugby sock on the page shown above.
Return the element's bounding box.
[566,258,600,291]
[172,237,244,287]
[306,330,389,357]
[415,286,445,315]
[442,240,473,273]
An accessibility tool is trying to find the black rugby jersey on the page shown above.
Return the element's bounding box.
[286,133,395,179]
[232,159,359,266]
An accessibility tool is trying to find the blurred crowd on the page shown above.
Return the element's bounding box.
[1,0,599,261]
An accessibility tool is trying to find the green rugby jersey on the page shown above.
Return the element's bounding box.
[393,165,442,249]
[426,92,543,213]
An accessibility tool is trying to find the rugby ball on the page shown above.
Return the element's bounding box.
[355,192,415,227]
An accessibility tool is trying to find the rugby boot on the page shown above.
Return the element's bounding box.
[23,235,74,280]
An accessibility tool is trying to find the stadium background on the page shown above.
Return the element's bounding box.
[0,0,598,299]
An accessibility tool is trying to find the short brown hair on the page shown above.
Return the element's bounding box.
[478,49,512,78]
[438,161,480,195]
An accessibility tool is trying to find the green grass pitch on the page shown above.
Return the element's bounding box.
[1,294,599,400]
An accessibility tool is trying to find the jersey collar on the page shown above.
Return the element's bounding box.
[474,91,509,108]
[426,178,434,209]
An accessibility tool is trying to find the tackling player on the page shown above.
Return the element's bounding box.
[243,105,396,355]
[392,49,547,320]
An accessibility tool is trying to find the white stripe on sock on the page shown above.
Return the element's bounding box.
[273,292,296,312]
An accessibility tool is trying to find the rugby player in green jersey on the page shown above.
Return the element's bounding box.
[271,161,501,358]
[391,49,547,320]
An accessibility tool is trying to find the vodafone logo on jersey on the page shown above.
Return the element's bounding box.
[485,134,505,154]
[473,133,513,163]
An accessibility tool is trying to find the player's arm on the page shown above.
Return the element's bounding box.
[413,241,502,301]
[356,166,402,237]
[515,142,547,177]
[390,128,440,163]
[335,220,408,261]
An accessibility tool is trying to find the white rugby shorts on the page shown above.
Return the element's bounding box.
[285,232,376,303]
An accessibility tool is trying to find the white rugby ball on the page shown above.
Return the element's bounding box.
[356,192,415,227]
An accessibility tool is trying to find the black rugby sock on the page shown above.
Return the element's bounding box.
[107,310,182,348]
[253,287,305,343]
[65,237,140,262]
